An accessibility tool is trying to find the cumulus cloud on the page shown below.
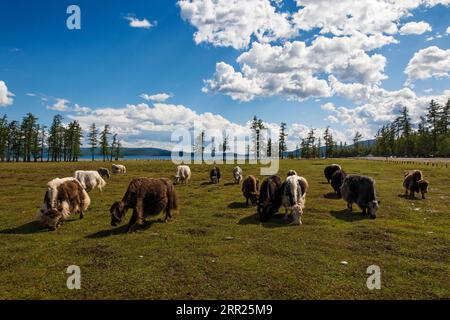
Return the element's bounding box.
[125,16,156,29]
[400,21,432,35]
[405,46,450,85]
[178,0,296,49]
[47,98,70,112]
[139,93,173,102]
[0,81,14,106]
[203,31,394,101]
[447,26,450,34]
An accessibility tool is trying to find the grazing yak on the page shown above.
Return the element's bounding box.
[110,177,178,232]
[75,170,106,192]
[403,170,429,199]
[242,175,259,206]
[97,167,110,179]
[331,170,347,197]
[287,170,298,177]
[232,166,243,184]
[324,164,342,183]
[340,174,380,219]
[210,166,221,184]
[280,175,308,225]
[257,175,282,222]
[112,164,127,174]
[173,165,191,185]
[38,178,91,231]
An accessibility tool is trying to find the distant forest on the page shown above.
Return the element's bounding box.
[0,98,449,162]
[0,114,121,162]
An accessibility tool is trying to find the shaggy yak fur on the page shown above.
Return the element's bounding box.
[210,166,221,184]
[173,165,191,185]
[242,175,260,206]
[280,175,308,225]
[287,170,298,177]
[97,167,110,179]
[257,175,282,222]
[38,179,90,231]
[110,177,178,232]
[340,174,380,219]
[232,166,243,184]
[324,164,342,183]
[331,170,347,197]
[112,164,127,174]
[403,170,429,199]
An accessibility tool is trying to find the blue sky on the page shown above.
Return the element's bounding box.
[0,0,449,149]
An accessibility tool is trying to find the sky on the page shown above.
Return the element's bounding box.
[0,0,449,150]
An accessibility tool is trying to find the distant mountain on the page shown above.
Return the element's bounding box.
[80,147,171,157]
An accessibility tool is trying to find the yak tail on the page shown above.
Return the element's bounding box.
[168,184,178,212]
[80,189,91,211]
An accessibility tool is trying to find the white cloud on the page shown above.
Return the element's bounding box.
[47,98,70,112]
[203,31,394,101]
[73,104,92,114]
[405,46,450,84]
[139,93,173,102]
[399,21,432,35]
[125,16,156,29]
[178,0,296,49]
[0,81,14,106]
[447,26,450,34]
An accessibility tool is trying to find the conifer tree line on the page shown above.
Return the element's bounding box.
[0,113,122,162]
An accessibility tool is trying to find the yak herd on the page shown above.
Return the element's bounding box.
[36,162,430,232]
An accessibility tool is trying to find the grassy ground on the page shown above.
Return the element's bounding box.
[0,159,448,300]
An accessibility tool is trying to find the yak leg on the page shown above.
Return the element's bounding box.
[347,202,353,212]
[246,197,249,206]
[283,208,290,221]
[127,202,144,232]
[405,189,408,197]
[422,192,425,199]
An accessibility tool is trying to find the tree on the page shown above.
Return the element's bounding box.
[267,137,272,158]
[0,115,8,161]
[99,125,111,162]
[47,115,64,162]
[110,134,118,162]
[250,116,265,161]
[88,123,98,161]
[323,126,334,158]
[278,122,287,159]
[211,136,216,158]
[426,100,440,155]
[221,135,229,163]
[353,131,363,155]
[194,130,206,162]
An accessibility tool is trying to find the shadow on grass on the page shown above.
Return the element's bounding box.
[330,209,370,222]
[201,182,214,186]
[398,194,420,200]
[238,213,291,228]
[324,192,340,199]
[224,182,238,186]
[86,219,164,238]
[228,202,249,209]
[0,220,46,234]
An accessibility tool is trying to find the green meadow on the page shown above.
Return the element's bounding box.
[0,159,448,299]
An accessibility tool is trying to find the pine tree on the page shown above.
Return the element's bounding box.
[278,122,287,159]
[251,116,265,161]
[426,100,440,155]
[0,115,8,161]
[88,123,98,161]
[222,135,229,163]
[194,130,206,162]
[353,131,363,156]
[99,125,111,162]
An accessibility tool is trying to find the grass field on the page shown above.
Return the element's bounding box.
[0,159,449,299]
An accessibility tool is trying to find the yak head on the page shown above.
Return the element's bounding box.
[418,180,429,198]
[38,205,67,231]
[110,201,126,226]
[257,201,274,222]
[368,200,380,219]
[172,175,181,185]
